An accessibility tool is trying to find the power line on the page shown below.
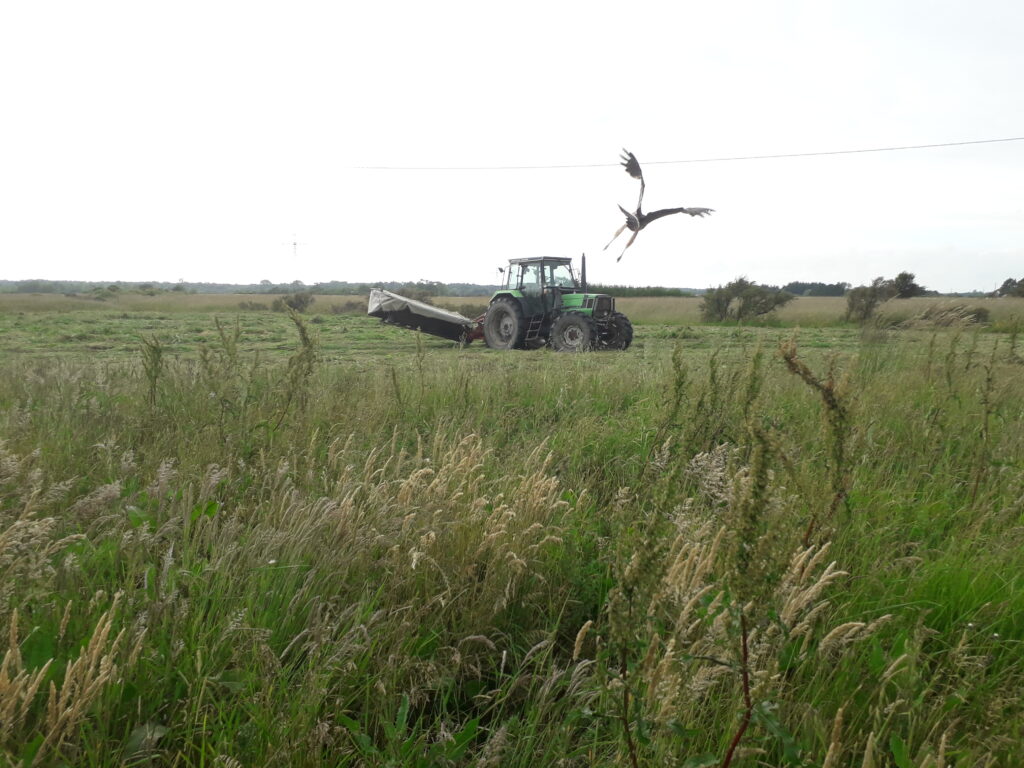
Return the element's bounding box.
[351,135,1024,171]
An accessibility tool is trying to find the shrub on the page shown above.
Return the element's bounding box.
[271,292,315,313]
[845,278,896,323]
[451,303,487,319]
[394,285,436,305]
[700,277,794,322]
[328,301,365,315]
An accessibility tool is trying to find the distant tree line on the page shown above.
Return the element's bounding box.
[5,273,1022,300]
[0,280,193,296]
[586,284,695,297]
[0,279,690,298]
[1,279,245,295]
[781,281,851,296]
[307,280,510,297]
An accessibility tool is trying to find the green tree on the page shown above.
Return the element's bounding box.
[995,278,1023,297]
[892,271,926,298]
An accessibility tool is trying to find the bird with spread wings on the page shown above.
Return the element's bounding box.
[604,149,713,262]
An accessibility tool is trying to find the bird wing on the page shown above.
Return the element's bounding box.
[620,149,645,211]
[640,207,716,226]
[605,205,640,251]
[618,204,640,230]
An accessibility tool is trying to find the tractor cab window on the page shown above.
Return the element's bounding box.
[519,264,542,295]
[546,263,576,288]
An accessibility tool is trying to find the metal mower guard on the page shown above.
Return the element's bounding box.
[367,288,484,343]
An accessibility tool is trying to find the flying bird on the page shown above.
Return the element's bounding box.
[604,149,713,262]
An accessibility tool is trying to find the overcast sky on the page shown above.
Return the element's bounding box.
[2,1,1022,292]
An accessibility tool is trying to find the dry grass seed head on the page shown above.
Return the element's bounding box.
[37,593,131,764]
[0,443,23,484]
[1,608,54,733]
[474,723,510,768]
[684,443,733,507]
[67,482,122,524]
[146,459,178,499]
[860,732,876,768]
[571,621,593,661]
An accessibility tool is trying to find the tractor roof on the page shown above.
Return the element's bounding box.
[507,256,573,266]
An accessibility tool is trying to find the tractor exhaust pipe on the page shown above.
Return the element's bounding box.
[580,253,587,293]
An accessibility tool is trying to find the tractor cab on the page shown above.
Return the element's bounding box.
[502,257,580,292]
[484,256,632,352]
[501,257,580,318]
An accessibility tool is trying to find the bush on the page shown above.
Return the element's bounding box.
[328,301,365,315]
[845,278,896,323]
[394,286,436,305]
[451,303,487,319]
[271,292,315,313]
[700,277,794,322]
[847,272,926,324]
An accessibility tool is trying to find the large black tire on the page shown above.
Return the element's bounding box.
[483,297,525,350]
[600,312,634,350]
[550,312,597,352]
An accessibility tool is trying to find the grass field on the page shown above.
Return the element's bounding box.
[439,295,1024,328]
[0,293,368,314]
[1,295,1023,766]
[5,291,1022,328]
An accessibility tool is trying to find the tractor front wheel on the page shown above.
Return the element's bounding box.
[600,312,634,350]
[483,297,525,350]
[550,312,597,352]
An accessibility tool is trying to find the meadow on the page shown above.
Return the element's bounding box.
[1,293,1023,766]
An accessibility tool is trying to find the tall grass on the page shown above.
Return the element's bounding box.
[1,321,1022,765]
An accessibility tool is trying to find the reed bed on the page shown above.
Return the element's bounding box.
[0,317,1022,766]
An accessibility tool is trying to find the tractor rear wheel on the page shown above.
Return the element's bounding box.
[483,297,525,349]
[550,312,597,352]
[600,312,634,350]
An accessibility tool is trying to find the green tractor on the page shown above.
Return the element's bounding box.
[482,256,633,352]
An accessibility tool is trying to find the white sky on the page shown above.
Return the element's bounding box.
[1,0,1022,292]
